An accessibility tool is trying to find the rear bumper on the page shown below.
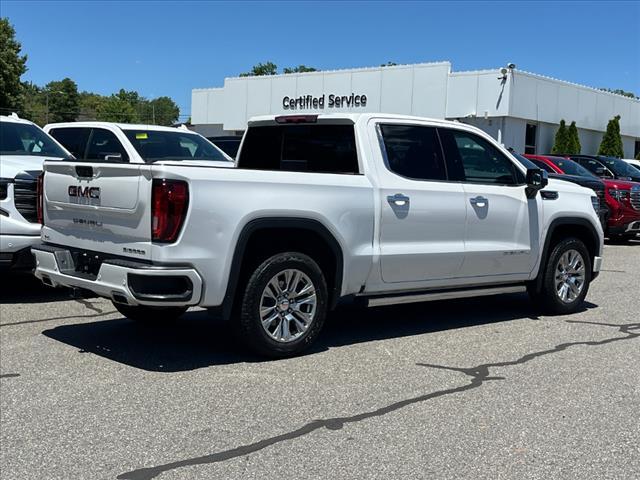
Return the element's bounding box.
[1,235,40,269]
[32,244,203,307]
[1,234,41,254]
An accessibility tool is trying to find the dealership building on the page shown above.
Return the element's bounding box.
[191,61,640,158]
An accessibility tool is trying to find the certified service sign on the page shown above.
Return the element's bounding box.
[283,93,367,110]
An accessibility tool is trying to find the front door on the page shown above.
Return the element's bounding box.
[438,128,538,278]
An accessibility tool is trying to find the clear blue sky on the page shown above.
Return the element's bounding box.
[3,1,639,119]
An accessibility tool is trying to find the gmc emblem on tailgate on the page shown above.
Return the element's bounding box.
[68,186,100,199]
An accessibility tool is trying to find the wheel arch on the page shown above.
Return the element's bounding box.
[221,217,345,319]
[532,216,602,293]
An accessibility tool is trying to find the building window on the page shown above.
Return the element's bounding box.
[635,140,640,158]
[525,123,537,154]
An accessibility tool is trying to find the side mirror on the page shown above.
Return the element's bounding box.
[525,168,548,198]
[104,153,123,162]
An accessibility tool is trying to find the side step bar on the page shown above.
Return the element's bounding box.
[363,285,526,308]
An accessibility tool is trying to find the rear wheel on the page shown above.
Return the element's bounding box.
[238,252,328,358]
[530,237,591,314]
[113,303,188,323]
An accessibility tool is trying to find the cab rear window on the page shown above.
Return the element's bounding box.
[238,124,359,174]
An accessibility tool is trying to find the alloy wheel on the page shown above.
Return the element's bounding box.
[259,269,317,343]
[554,249,586,303]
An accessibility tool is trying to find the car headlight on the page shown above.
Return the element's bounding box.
[608,188,629,202]
[590,196,600,212]
[0,178,12,201]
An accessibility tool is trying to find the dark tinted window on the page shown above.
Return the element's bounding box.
[49,127,90,159]
[379,124,447,181]
[525,123,537,154]
[573,157,610,176]
[511,152,546,171]
[124,130,229,162]
[86,129,129,162]
[440,129,521,185]
[207,137,241,158]
[548,157,596,177]
[530,158,555,173]
[1,122,71,158]
[239,124,359,174]
[596,156,640,178]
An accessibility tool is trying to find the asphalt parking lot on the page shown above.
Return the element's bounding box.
[1,240,639,480]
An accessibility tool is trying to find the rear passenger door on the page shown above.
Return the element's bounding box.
[439,128,537,278]
[375,122,466,283]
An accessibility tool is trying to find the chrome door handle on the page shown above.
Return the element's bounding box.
[470,196,488,207]
[387,193,410,206]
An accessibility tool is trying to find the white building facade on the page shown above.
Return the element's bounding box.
[191,61,640,158]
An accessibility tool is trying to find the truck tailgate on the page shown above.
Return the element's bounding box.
[42,162,153,261]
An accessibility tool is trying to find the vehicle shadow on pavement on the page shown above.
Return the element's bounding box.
[42,293,597,372]
[0,272,76,304]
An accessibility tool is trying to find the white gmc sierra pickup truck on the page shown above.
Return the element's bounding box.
[33,114,604,357]
[1,114,72,269]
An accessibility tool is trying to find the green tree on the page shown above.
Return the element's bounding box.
[78,92,106,121]
[21,81,46,125]
[45,78,80,122]
[381,61,398,67]
[566,121,581,154]
[599,88,638,99]
[598,115,624,158]
[239,62,278,77]
[147,96,179,125]
[97,91,137,123]
[551,119,569,154]
[283,65,317,74]
[0,18,28,114]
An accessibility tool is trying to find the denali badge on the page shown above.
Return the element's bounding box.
[68,185,100,199]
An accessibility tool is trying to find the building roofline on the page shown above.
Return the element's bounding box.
[192,61,452,90]
[452,66,639,102]
[194,61,638,103]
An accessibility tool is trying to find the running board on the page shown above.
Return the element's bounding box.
[364,285,526,307]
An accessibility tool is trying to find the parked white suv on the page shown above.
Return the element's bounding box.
[0,114,71,269]
[33,114,604,356]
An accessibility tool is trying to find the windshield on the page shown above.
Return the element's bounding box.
[510,152,539,170]
[548,157,597,177]
[123,130,231,162]
[0,121,71,158]
[597,156,640,178]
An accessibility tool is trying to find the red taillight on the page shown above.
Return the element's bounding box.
[151,179,189,243]
[37,172,45,225]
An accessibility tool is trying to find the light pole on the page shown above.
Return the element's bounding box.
[45,90,64,124]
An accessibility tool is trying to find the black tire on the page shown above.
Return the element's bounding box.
[113,302,188,323]
[530,237,591,315]
[238,252,328,358]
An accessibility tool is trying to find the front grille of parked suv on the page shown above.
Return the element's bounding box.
[632,185,640,211]
[13,177,39,223]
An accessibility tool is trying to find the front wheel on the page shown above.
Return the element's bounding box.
[113,303,188,323]
[238,252,328,358]
[530,237,591,315]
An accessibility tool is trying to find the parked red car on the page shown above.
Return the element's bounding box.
[525,154,640,240]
